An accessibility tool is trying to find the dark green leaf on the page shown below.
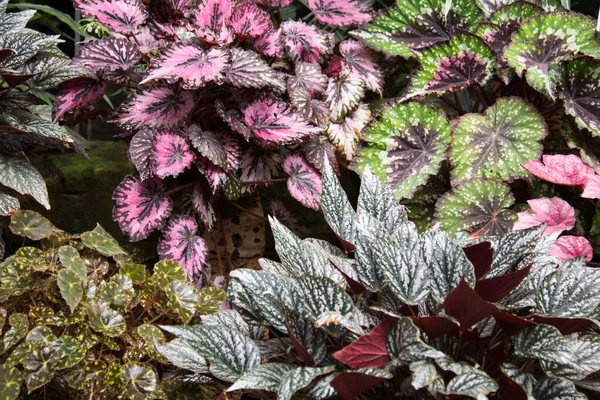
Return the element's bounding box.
[120,263,146,284]
[9,210,57,240]
[321,161,355,243]
[0,193,19,217]
[228,363,295,393]
[155,338,209,373]
[97,273,134,310]
[57,269,83,313]
[2,313,28,354]
[513,325,575,365]
[81,224,125,257]
[120,364,158,400]
[197,286,226,315]
[536,267,600,318]
[386,318,445,364]
[278,366,336,400]
[0,365,22,400]
[86,301,126,337]
[58,245,87,281]
[165,280,199,324]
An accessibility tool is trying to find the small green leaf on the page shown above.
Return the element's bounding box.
[97,274,134,310]
[153,260,185,289]
[58,245,87,281]
[81,224,125,257]
[136,325,165,361]
[9,210,58,240]
[164,281,199,324]
[86,301,126,337]
[52,335,86,370]
[0,365,22,400]
[121,263,146,284]
[197,286,226,315]
[2,313,28,354]
[120,364,158,400]
[57,269,83,313]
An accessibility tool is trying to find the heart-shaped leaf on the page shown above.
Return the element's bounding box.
[386,317,445,363]
[9,210,58,240]
[157,216,208,281]
[57,269,83,312]
[230,3,272,39]
[327,103,371,161]
[127,129,154,180]
[81,224,126,256]
[549,235,593,262]
[0,155,49,209]
[325,72,365,121]
[559,57,600,137]
[86,301,126,337]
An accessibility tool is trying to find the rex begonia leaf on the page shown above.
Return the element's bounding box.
[582,173,600,199]
[193,0,234,46]
[2,113,75,145]
[228,364,295,393]
[0,155,49,209]
[321,161,356,244]
[283,154,322,211]
[188,125,235,169]
[536,267,600,318]
[513,324,575,365]
[339,39,382,94]
[288,62,328,97]
[225,48,283,90]
[302,136,340,175]
[197,158,228,192]
[0,365,22,400]
[215,99,251,139]
[74,0,147,34]
[386,317,445,363]
[75,37,140,72]
[118,87,194,129]
[57,269,83,312]
[549,236,593,262]
[243,96,320,144]
[230,3,272,39]
[442,362,499,399]
[277,366,336,400]
[141,43,230,89]
[326,103,371,161]
[435,178,516,236]
[325,72,365,122]
[153,130,194,178]
[353,101,450,199]
[307,0,372,27]
[191,184,216,230]
[0,8,35,35]
[253,30,283,58]
[0,192,19,216]
[279,21,334,63]
[451,97,546,184]
[401,33,495,101]
[255,0,292,6]
[240,146,281,183]
[52,77,106,122]
[112,174,172,241]
[513,197,575,236]
[0,31,61,70]
[157,216,208,280]
[521,154,593,186]
[128,129,154,180]
[350,0,482,57]
[559,57,600,137]
[504,12,600,98]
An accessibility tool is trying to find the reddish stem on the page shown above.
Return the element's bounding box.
[226,199,266,221]
[164,182,196,196]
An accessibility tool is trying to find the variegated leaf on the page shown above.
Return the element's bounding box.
[128,129,154,180]
[283,154,322,211]
[536,267,600,318]
[288,62,328,97]
[279,21,334,63]
[193,0,234,46]
[240,147,281,183]
[225,48,283,90]
[228,363,295,393]
[559,57,600,137]
[74,0,147,34]
[327,103,371,161]
[157,216,208,280]
[386,317,445,364]
[513,325,575,366]
[325,72,365,122]
[339,39,382,94]
[74,37,140,72]
[230,3,272,39]
[53,77,106,122]
[0,155,49,209]
[118,86,194,129]
[307,0,372,27]
[321,160,356,243]
[277,366,335,400]
[152,130,194,178]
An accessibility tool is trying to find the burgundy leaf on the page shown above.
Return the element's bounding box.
[192,184,216,230]
[141,43,230,89]
[330,370,390,400]
[410,316,459,339]
[158,216,208,280]
[333,319,394,369]
[230,3,272,38]
[549,235,593,262]
[118,86,194,129]
[252,29,283,57]
[521,154,593,186]
[339,39,382,94]
[74,0,148,34]
[582,173,600,199]
[443,278,499,330]
[215,99,251,140]
[128,129,155,180]
[243,96,320,144]
[268,199,300,235]
[513,197,576,236]
[462,241,493,280]
[0,72,36,88]
[112,174,173,241]
[307,0,372,27]
[52,77,106,122]
[193,0,234,45]
[74,37,140,72]
[283,154,322,211]
[279,21,334,63]
[0,49,14,65]
[327,103,371,160]
[241,146,281,183]
[288,62,328,96]
[225,48,283,90]
[153,130,195,178]
[493,312,535,335]
[500,369,529,400]
[475,264,532,303]
[531,316,592,335]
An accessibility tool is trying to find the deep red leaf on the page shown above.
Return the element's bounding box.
[287,328,315,367]
[493,312,535,335]
[500,370,529,400]
[410,316,459,339]
[475,264,532,303]
[0,72,36,88]
[532,316,592,335]
[462,241,493,280]
[443,278,499,330]
[333,319,394,369]
[330,370,389,400]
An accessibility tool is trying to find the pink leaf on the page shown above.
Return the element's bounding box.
[279,21,334,63]
[521,154,594,186]
[153,130,195,178]
[240,146,281,183]
[254,0,292,6]
[225,48,284,90]
[141,43,230,89]
[158,216,208,280]
[134,26,161,53]
[252,30,283,57]
[197,157,228,192]
[307,0,372,27]
[230,3,272,39]
[288,62,328,96]
[513,197,575,236]
[582,173,600,199]
[112,175,173,241]
[549,235,593,262]
[193,0,234,45]
[74,37,140,72]
[340,39,382,94]
[283,154,322,211]
[243,96,320,143]
[75,0,147,34]
[118,86,194,129]
[52,77,106,122]
[192,184,216,230]
[326,71,365,121]
[327,103,371,161]
[128,129,155,181]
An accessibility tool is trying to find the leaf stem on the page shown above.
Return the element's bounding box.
[164,182,196,196]
[241,178,288,185]
[225,199,266,221]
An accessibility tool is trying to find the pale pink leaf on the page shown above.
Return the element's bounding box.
[549,235,593,262]
[521,154,594,186]
[141,44,230,89]
[128,129,155,180]
[326,103,371,160]
[230,3,272,39]
[288,62,328,96]
[582,173,600,199]
[243,96,320,144]
[253,30,283,57]
[240,146,281,183]
[193,0,234,45]
[158,216,208,280]
[326,72,365,121]
[513,197,576,236]
[134,26,161,53]
[307,0,373,27]
[74,37,140,72]
[192,184,216,230]
[225,48,284,90]
[112,174,173,241]
[279,21,334,63]
[340,39,382,94]
[153,130,195,178]
[75,0,147,34]
[118,86,194,129]
[283,153,322,211]
[52,77,106,122]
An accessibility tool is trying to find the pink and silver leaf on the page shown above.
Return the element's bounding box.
[240,146,281,183]
[52,77,106,122]
[302,135,340,175]
[188,125,240,171]
[326,72,365,121]
[253,30,283,57]
[327,103,371,161]
[215,99,251,140]
[279,21,334,63]
[513,197,576,236]
[521,154,594,187]
[288,62,328,96]
[158,216,208,280]
[74,0,147,34]
[192,184,216,230]
[340,39,382,94]
[74,37,140,72]
[112,174,173,242]
[118,86,194,129]
[230,3,272,39]
[549,235,593,262]
[193,0,234,45]
[283,153,322,211]
[153,130,195,178]
[305,99,330,128]
[254,0,292,7]
[307,0,373,27]
[197,157,228,192]
[225,48,284,90]
[128,129,155,180]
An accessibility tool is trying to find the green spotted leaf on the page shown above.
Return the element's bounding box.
[513,325,575,365]
[0,365,22,400]
[86,301,126,337]
[57,269,83,313]
[504,12,600,97]
[559,57,600,137]
[153,260,185,289]
[386,317,445,364]
[451,97,546,184]
[536,267,600,318]
[354,102,450,199]
[58,245,87,281]
[197,286,226,315]
[97,274,134,310]
[435,179,516,236]
[540,334,600,380]
[9,210,58,240]
[120,364,158,400]
[120,263,146,284]
[164,280,199,324]
[52,335,86,370]
[22,344,58,393]
[2,313,28,354]
[81,224,125,257]
[136,324,165,360]
[0,156,49,209]
[0,192,19,217]
[228,363,295,393]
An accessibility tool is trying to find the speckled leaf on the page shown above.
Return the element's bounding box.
[0,156,49,209]
[513,325,575,365]
[75,37,139,72]
[188,125,234,170]
[52,77,106,122]
[97,274,134,310]
[536,267,600,318]
[2,113,75,144]
[559,57,600,137]
[294,276,354,322]
[386,317,445,364]
[327,103,371,161]
[285,311,328,366]
[215,99,251,139]
[225,48,283,90]
[127,129,154,180]
[435,179,516,236]
[289,62,328,97]
[22,345,58,393]
[240,147,281,183]
[307,0,372,27]
[230,3,272,39]
[504,13,600,97]
[283,154,322,211]
[3,313,28,353]
[120,364,157,400]
[152,130,194,178]
[57,269,83,312]
[119,87,194,129]
[541,335,600,380]
[193,0,234,46]
[325,72,364,121]
[82,224,126,257]
[86,301,126,337]
[339,39,382,93]
[451,97,546,184]
[0,193,19,217]
[228,363,295,393]
[58,246,87,281]
[165,281,199,323]
[0,9,35,35]
[0,365,22,400]
[443,362,499,399]
[9,210,58,240]
[279,21,334,63]
[354,101,450,199]
[321,161,356,244]
[0,31,61,69]
[74,0,147,34]
[357,167,408,232]
[410,360,444,392]
[197,286,226,315]
[157,216,208,281]
[191,184,216,231]
[155,338,209,373]
[278,366,336,400]
[486,224,545,278]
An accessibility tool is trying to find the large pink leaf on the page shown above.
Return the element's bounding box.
[521,154,594,186]
[74,37,140,72]
[112,174,173,241]
[128,129,155,180]
[283,154,322,211]
[193,0,234,45]
[141,43,230,89]
[253,30,283,57]
[225,48,284,90]
[288,62,328,96]
[549,235,593,262]
[118,87,194,129]
[582,173,600,199]
[153,130,195,178]
[230,3,272,39]
[279,21,334,63]
[74,0,147,34]
[52,77,106,122]
[240,146,281,183]
[340,39,382,94]
[513,197,575,236]
[307,0,372,27]
[243,96,320,143]
[158,216,208,280]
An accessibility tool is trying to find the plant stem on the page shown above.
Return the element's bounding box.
[226,199,266,221]
[164,182,196,196]
[242,178,288,185]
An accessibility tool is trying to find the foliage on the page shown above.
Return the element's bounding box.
[158,164,600,399]
[0,210,226,399]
